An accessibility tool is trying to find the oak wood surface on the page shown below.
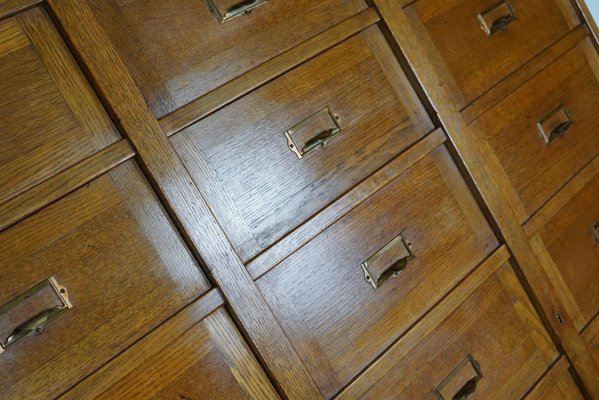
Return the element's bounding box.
[47,0,324,397]
[0,160,210,400]
[0,0,40,19]
[88,0,368,118]
[172,25,433,263]
[583,313,599,365]
[374,0,599,394]
[469,38,599,223]
[0,7,120,205]
[525,357,584,400]
[60,298,280,400]
[257,144,498,398]
[406,0,579,109]
[336,247,557,399]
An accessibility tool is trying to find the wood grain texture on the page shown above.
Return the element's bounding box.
[469,38,599,223]
[159,8,380,136]
[374,0,599,394]
[0,160,210,400]
[583,313,599,365]
[172,25,433,263]
[0,7,120,205]
[61,299,280,400]
[89,0,368,118]
[337,247,557,399]
[0,0,40,20]
[257,145,498,398]
[0,139,135,232]
[247,128,446,280]
[524,358,584,400]
[407,0,580,109]
[48,1,324,397]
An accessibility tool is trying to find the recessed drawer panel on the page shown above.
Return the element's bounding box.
[534,167,599,331]
[0,161,210,400]
[89,0,368,117]
[338,260,557,399]
[406,0,579,108]
[257,145,498,397]
[525,358,584,400]
[172,25,433,262]
[0,7,120,205]
[59,304,279,400]
[470,40,599,221]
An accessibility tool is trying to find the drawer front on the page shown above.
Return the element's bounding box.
[0,160,210,400]
[407,0,579,107]
[525,359,583,400]
[257,145,498,397]
[537,169,599,330]
[343,261,557,399]
[0,7,120,205]
[90,0,368,117]
[59,305,279,400]
[172,26,433,262]
[471,40,599,221]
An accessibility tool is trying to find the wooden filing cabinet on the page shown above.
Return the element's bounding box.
[0,0,597,399]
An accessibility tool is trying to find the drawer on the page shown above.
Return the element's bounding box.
[337,255,558,399]
[59,301,279,400]
[257,144,498,398]
[531,163,599,331]
[172,25,433,262]
[0,160,210,400]
[90,0,368,117]
[0,7,120,205]
[583,313,599,366]
[470,39,599,222]
[406,0,580,108]
[525,358,584,400]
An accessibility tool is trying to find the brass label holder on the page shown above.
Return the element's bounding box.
[537,104,574,144]
[285,106,342,159]
[434,354,483,400]
[478,0,517,36]
[0,277,72,354]
[361,233,414,290]
[207,0,268,23]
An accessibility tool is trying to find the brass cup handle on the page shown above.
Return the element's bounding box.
[434,355,483,400]
[207,0,268,23]
[285,107,342,159]
[592,222,599,244]
[537,105,574,144]
[0,277,72,354]
[361,233,414,290]
[478,1,517,36]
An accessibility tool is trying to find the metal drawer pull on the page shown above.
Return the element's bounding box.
[285,106,342,159]
[478,0,517,36]
[0,277,72,354]
[434,354,483,400]
[537,104,574,144]
[361,233,414,290]
[593,222,599,244]
[207,0,268,23]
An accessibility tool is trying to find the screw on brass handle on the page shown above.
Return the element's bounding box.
[453,377,479,400]
[0,277,72,354]
[537,105,574,144]
[478,1,517,37]
[361,233,414,290]
[207,0,268,23]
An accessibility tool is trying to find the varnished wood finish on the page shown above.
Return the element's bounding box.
[528,160,599,332]
[525,358,584,400]
[469,38,599,222]
[374,0,599,394]
[172,25,433,262]
[0,160,210,400]
[406,0,580,108]
[0,0,39,19]
[160,8,380,136]
[583,313,599,365]
[258,144,498,397]
[0,7,119,205]
[337,247,557,399]
[48,0,324,397]
[0,139,135,232]
[60,293,280,400]
[89,0,368,118]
